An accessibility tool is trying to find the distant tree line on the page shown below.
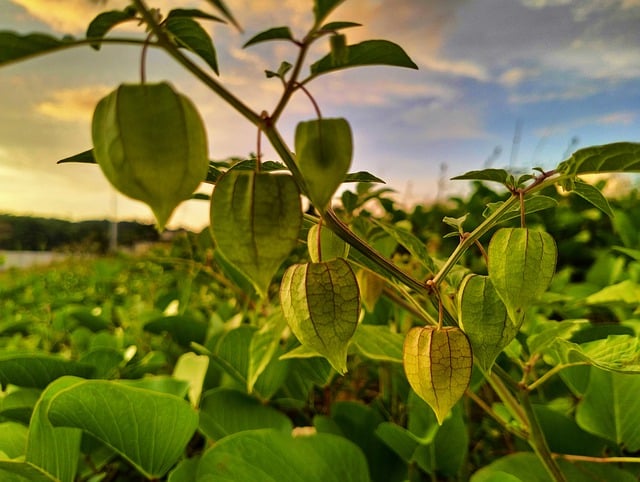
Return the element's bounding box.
[0,214,159,252]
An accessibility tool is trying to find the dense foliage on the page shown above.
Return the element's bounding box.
[2,1,640,481]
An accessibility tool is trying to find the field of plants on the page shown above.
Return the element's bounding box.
[2,179,640,482]
[2,0,640,480]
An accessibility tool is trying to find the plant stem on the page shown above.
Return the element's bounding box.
[526,362,589,392]
[519,389,568,482]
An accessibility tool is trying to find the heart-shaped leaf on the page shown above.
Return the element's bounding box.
[280,258,360,374]
[458,274,519,372]
[210,171,302,297]
[403,326,472,425]
[307,222,349,262]
[488,228,557,325]
[295,118,353,211]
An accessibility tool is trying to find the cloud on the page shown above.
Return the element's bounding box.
[498,67,539,87]
[533,110,637,136]
[35,85,112,122]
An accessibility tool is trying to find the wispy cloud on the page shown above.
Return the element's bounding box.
[35,85,112,122]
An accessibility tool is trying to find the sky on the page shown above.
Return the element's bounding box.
[1,0,639,230]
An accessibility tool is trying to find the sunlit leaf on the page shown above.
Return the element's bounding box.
[165,17,219,74]
[403,326,473,425]
[0,460,58,482]
[370,219,437,274]
[483,196,558,223]
[546,335,640,373]
[557,142,640,177]
[307,222,350,262]
[47,378,199,479]
[585,280,640,305]
[243,27,294,48]
[247,313,287,393]
[173,352,209,407]
[352,324,403,363]
[570,179,614,218]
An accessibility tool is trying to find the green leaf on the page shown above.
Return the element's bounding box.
[196,429,370,481]
[165,17,219,74]
[295,118,353,211]
[458,274,518,372]
[576,369,640,451]
[47,378,199,479]
[86,8,137,50]
[0,388,41,424]
[144,314,208,347]
[374,423,420,463]
[167,9,226,22]
[173,352,209,407]
[307,222,350,262]
[210,171,302,297]
[585,280,640,305]
[0,354,93,389]
[352,324,403,363]
[557,142,640,177]
[0,31,75,66]
[0,460,58,482]
[247,313,287,393]
[26,377,83,482]
[57,149,95,164]
[280,258,360,374]
[202,0,242,31]
[488,228,557,324]
[370,219,437,274]
[313,0,345,24]
[0,422,28,458]
[343,171,385,183]
[403,326,473,425]
[330,34,349,64]
[356,269,385,312]
[451,168,510,184]
[547,335,640,373]
[319,21,362,32]
[243,27,294,48]
[483,195,558,223]
[198,388,292,441]
[570,179,614,218]
[168,457,200,482]
[310,39,418,77]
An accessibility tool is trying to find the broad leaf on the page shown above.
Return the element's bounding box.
[0,422,28,458]
[356,269,385,312]
[167,9,226,22]
[319,21,362,32]
[585,280,640,305]
[295,118,353,211]
[280,258,360,374]
[352,324,403,363]
[576,368,640,451]
[196,429,370,482]
[371,219,437,274]
[458,274,518,372]
[313,0,345,24]
[165,17,219,74]
[488,228,557,324]
[26,377,83,482]
[198,388,292,441]
[86,8,137,50]
[173,352,209,407]
[203,0,241,31]
[310,39,418,77]
[0,388,41,424]
[546,335,640,373]
[343,171,385,183]
[247,313,287,393]
[210,171,302,297]
[403,326,473,425]
[483,196,558,223]
[451,168,510,184]
[243,27,294,48]
[144,314,208,347]
[0,354,93,389]
[47,378,199,479]
[0,460,58,482]
[557,142,640,177]
[570,179,614,218]
[0,31,75,66]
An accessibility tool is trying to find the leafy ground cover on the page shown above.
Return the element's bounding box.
[1,180,640,481]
